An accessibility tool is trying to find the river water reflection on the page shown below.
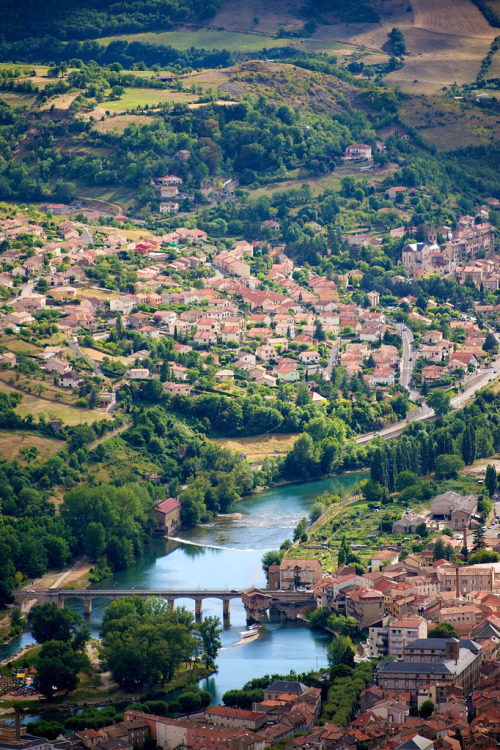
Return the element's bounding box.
[4,472,365,707]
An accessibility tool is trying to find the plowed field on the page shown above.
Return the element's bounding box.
[412,0,496,38]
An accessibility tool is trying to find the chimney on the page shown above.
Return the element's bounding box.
[455,566,460,599]
[463,523,467,554]
[15,710,20,742]
[445,638,460,664]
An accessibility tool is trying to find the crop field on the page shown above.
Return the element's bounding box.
[488,45,500,77]
[0,430,65,462]
[385,28,493,93]
[98,29,290,52]
[412,0,496,38]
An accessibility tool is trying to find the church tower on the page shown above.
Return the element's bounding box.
[428,221,437,245]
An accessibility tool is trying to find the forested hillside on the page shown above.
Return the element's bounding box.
[0,0,221,41]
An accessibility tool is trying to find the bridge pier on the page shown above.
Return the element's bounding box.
[195,599,203,620]
[222,598,230,626]
[167,599,175,613]
[84,599,92,616]
[57,597,65,609]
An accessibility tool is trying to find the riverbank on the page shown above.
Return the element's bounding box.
[0,640,215,717]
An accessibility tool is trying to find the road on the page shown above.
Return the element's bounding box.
[70,338,104,377]
[396,322,417,395]
[326,341,339,378]
[19,280,35,298]
[356,335,500,446]
[74,223,93,246]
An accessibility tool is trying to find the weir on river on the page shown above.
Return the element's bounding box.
[5,472,365,708]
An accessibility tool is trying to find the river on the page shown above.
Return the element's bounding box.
[3,472,364,712]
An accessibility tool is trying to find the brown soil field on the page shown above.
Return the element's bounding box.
[0,430,65,462]
[412,0,497,38]
[488,45,500,77]
[385,28,493,93]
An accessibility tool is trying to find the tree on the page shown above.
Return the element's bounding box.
[282,433,318,479]
[29,603,90,648]
[461,423,476,465]
[485,464,497,498]
[419,700,435,719]
[100,597,197,689]
[338,535,353,566]
[261,550,282,581]
[428,623,458,638]
[36,640,90,698]
[296,382,312,406]
[435,454,465,479]
[197,615,222,668]
[426,390,451,419]
[415,522,428,538]
[370,448,386,486]
[84,522,106,562]
[433,536,445,560]
[390,27,406,56]
[309,501,325,523]
[483,332,497,351]
[468,549,500,563]
[314,323,326,342]
[327,636,355,672]
[472,525,486,553]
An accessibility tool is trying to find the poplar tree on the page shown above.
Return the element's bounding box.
[485,464,497,498]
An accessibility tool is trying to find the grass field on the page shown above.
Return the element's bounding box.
[98,29,291,52]
[103,88,199,112]
[214,432,298,463]
[0,379,111,425]
[0,91,37,107]
[93,113,153,133]
[400,95,500,149]
[81,346,132,365]
[0,430,65,462]
[247,172,342,200]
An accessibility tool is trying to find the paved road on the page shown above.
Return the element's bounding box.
[356,336,500,446]
[326,341,339,378]
[70,338,104,377]
[19,280,35,298]
[397,323,417,393]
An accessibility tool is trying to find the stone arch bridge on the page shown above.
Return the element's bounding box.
[14,586,316,623]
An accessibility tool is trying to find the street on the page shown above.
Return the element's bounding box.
[396,323,418,396]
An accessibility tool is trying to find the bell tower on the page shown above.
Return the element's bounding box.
[428,221,437,245]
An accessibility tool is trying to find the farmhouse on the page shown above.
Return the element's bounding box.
[344,144,372,159]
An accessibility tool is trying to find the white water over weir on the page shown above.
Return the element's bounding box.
[168,536,268,553]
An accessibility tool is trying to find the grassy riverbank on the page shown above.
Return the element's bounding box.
[0,642,213,714]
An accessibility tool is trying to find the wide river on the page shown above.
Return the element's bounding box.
[2,472,364,709]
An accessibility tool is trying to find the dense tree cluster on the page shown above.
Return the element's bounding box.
[99,595,221,689]
[365,392,499,517]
